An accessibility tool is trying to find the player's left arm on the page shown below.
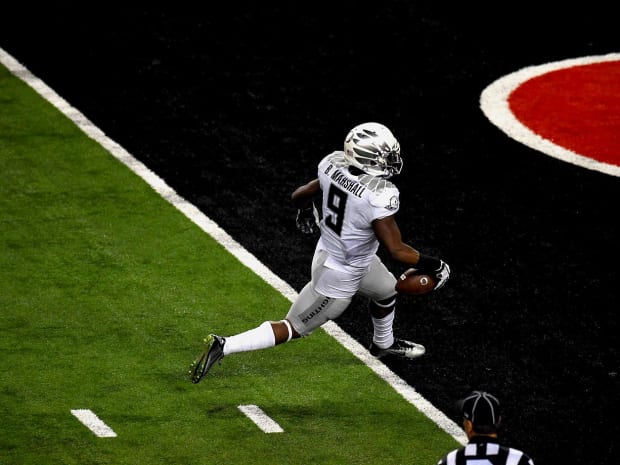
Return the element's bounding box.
[292,179,321,234]
[291,178,320,208]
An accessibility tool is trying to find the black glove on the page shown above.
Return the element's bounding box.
[416,253,451,291]
[295,205,319,234]
[433,260,450,290]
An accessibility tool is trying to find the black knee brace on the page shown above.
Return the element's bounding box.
[369,295,396,318]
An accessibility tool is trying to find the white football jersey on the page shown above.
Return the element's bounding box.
[316,151,400,276]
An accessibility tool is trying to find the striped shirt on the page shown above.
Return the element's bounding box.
[437,437,535,465]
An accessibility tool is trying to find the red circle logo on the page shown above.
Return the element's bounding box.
[481,54,620,177]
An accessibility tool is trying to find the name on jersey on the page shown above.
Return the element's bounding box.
[324,165,366,198]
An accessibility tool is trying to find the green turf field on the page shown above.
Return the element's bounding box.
[0,59,461,464]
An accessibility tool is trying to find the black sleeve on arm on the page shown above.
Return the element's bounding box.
[416,253,442,272]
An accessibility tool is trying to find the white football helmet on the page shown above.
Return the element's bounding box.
[344,122,402,178]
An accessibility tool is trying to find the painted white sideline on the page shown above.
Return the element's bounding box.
[480,52,620,178]
[70,409,117,438]
[0,47,467,445]
[238,405,284,433]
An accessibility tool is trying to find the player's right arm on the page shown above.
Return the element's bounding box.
[373,215,451,290]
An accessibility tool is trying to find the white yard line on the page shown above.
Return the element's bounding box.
[0,47,467,445]
[238,405,284,433]
[70,409,117,438]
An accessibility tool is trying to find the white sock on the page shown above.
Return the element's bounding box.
[222,321,276,355]
[372,311,395,349]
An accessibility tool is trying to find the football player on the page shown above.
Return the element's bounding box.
[190,122,450,383]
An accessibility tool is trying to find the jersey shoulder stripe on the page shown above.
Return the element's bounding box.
[359,174,400,211]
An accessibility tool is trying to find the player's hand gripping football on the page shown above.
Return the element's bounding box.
[295,204,319,234]
[433,260,450,290]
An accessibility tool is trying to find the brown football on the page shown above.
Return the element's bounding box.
[395,268,436,295]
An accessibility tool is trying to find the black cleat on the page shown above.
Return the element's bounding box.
[190,334,226,383]
[369,338,426,359]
